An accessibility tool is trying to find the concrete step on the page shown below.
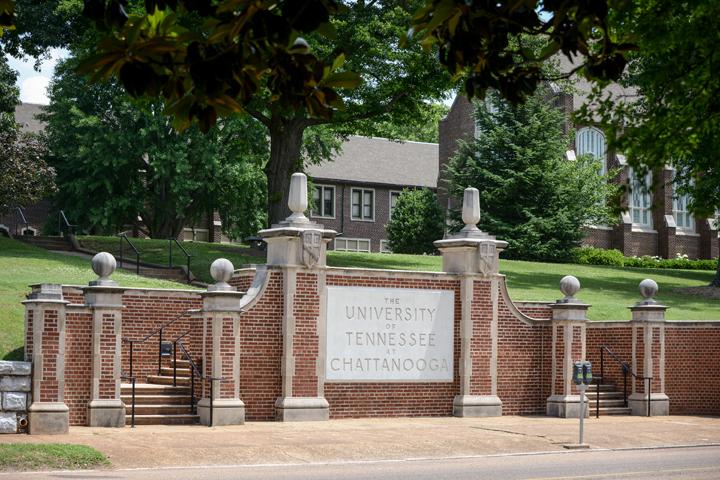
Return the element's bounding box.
[19,236,74,251]
[160,366,191,377]
[121,383,190,395]
[596,407,633,415]
[584,392,625,399]
[585,384,617,392]
[126,414,199,425]
[147,375,191,386]
[125,404,193,415]
[588,399,627,408]
[121,394,192,405]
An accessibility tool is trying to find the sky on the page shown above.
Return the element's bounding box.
[7,48,68,105]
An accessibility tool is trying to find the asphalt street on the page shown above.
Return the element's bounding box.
[4,445,720,480]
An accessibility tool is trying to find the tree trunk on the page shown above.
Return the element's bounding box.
[264,117,306,226]
[712,255,720,287]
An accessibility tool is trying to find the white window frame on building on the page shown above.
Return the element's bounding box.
[629,168,653,229]
[389,190,402,220]
[311,184,336,219]
[351,188,375,222]
[672,177,695,232]
[334,237,371,253]
[576,126,607,174]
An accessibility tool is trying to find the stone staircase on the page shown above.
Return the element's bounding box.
[17,235,74,251]
[122,358,199,425]
[584,378,632,415]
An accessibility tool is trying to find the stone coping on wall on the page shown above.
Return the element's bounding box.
[587,319,720,326]
[55,284,203,295]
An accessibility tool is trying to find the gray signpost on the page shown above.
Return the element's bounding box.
[565,360,592,449]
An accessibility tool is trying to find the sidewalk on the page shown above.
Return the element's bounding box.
[1,416,718,469]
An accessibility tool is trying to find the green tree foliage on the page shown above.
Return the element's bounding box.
[576,0,720,286]
[446,89,616,262]
[0,53,17,131]
[0,129,56,215]
[352,102,449,144]
[0,54,56,214]
[387,188,445,255]
[408,0,632,103]
[42,59,267,238]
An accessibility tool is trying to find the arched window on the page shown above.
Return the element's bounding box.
[576,127,606,173]
[629,168,653,228]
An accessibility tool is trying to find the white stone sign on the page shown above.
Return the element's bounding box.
[326,286,454,382]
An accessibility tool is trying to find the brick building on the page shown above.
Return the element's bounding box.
[306,135,438,253]
[438,75,719,260]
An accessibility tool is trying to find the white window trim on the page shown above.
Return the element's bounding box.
[671,174,695,233]
[334,237,372,253]
[576,126,607,174]
[351,187,375,222]
[311,184,336,220]
[388,190,402,221]
[629,168,653,229]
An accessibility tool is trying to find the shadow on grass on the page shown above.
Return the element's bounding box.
[3,347,24,361]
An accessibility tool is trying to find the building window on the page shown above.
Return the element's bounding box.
[389,191,401,219]
[576,127,606,173]
[673,182,694,231]
[629,168,653,228]
[351,188,374,221]
[334,238,371,253]
[380,240,392,253]
[312,185,335,218]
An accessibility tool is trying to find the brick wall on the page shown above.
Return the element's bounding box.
[664,324,720,415]
[497,292,551,414]
[65,309,92,425]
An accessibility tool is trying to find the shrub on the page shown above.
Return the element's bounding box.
[387,189,445,255]
[571,247,716,270]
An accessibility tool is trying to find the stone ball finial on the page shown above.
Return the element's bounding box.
[210,258,234,284]
[639,278,658,304]
[89,252,118,287]
[559,275,581,302]
[92,252,116,279]
[461,187,481,231]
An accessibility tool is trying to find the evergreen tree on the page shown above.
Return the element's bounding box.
[446,88,615,262]
[387,189,445,255]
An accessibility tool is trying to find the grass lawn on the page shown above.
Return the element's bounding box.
[77,235,262,284]
[0,444,108,471]
[0,237,195,360]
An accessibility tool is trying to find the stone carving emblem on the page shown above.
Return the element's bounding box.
[478,242,497,276]
[302,230,322,268]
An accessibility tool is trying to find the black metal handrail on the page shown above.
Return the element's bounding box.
[176,340,225,427]
[58,210,76,236]
[596,346,653,418]
[122,309,197,378]
[169,237,192,283]
[15,206,29,236]
[118,233,140,275]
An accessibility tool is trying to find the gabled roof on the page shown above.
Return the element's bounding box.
[307,135,439,189]
[14,103,45,133]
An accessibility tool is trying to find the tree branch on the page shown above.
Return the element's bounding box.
[303,91,409,127]
[246,107,271,127]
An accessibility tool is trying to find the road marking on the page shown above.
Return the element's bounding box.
[525,466,719,480]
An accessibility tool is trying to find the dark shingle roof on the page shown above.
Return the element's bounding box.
[14,103,45,133]
[307,135,438,188]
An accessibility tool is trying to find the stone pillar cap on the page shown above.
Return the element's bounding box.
[89,252,118,287]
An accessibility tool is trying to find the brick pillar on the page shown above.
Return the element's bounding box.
[546,276,590,418]
[660,215,677,259]
[24,284,70,434]
[434,187,507,417]
[197,259,246,426]
[614,212,633,255]
[698,218,719,260]
[84,252,126,427]
[629,279,669,416]
[259,173,336,421]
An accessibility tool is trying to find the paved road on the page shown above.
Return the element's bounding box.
[4,445,720,480]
